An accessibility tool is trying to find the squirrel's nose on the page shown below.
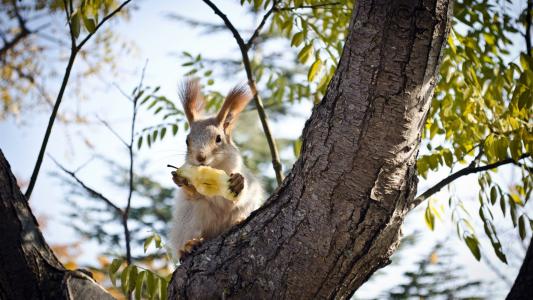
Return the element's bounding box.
[196,154,206,164]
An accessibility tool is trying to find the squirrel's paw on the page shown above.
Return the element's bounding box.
[229,173,245,196]
[171,171,189,187]
[179,238,203,262]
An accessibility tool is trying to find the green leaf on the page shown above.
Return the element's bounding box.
[144,235,154,253]
[146,271,157,299]
[71,10,81,39]
[172,124,178,135]
[490,186,497,205]
[510,199,518,227]
[464,235,481,261]
[519,215,527,240]
[424,203,435,231]
[160,127,167,139]
[108,258,123,287]
[154,233,162,249]
[297,44,313,64]
[291,31,305,47]
[128,266,138,293]
[137,136,143,150]
[447,33,456,54]
[307,58,322,82]
[160,277,168,300]
[120,265,131,293]
[82,15,96,33]
[135,271,145,300]
[442,149,453,167]
[519,53,533,70]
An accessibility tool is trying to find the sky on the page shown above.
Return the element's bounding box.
[0,0,530,299]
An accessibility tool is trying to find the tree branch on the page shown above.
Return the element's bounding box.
[202,0,284,184]
[49,156,123,215]
[410,154,531,209]
[245,0,279,50]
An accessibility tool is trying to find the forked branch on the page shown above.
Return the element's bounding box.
[410,154,531,209]
[201,0,284,184]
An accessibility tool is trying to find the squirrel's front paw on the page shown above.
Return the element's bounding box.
[229,173,245,196]
[172,171,189,187]
[179,238,203,262]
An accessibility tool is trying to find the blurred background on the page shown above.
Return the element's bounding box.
[1,0,531,299]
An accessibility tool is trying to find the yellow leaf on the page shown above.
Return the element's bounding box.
[307,59,322,82]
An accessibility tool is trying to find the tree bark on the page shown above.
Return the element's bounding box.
[169,0,452,298]
[507,236,533,300]
[0,150,113,300]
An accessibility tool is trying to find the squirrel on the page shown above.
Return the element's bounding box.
[170,78,264,260]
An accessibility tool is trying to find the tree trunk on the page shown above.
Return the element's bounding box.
[169,0,453,298]
[507,236,533,300]
[0,150,113,300]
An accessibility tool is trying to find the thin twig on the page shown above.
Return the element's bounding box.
[410,154,531,210]
[123,61,148,266]
[96,115,128,147]
[64,0,76,49]
[526,0,532,55]
[49,155,123,214]
[245,1,280,50]
[202,0,284,184]
[112,82,133,101]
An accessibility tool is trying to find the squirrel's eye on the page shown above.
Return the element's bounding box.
[186,138,190,146]
[215,135,222,144]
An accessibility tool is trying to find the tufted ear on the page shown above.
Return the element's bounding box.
[216,83,252,133]
[179,78,205,123]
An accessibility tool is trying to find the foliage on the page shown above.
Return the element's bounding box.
[420,0,532,262]
[108,233,171,300]
[0,0,132,121]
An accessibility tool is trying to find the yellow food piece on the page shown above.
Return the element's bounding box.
[177,165,237,201]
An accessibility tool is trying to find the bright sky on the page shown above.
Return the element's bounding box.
[0,1,530,299]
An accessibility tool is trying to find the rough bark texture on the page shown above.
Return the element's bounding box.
[0,150,113,300]
[169,0,452,298]
[507,237,533,300]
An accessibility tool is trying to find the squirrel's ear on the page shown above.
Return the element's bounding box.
[179,78,205,123]
[216,83,252,132]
